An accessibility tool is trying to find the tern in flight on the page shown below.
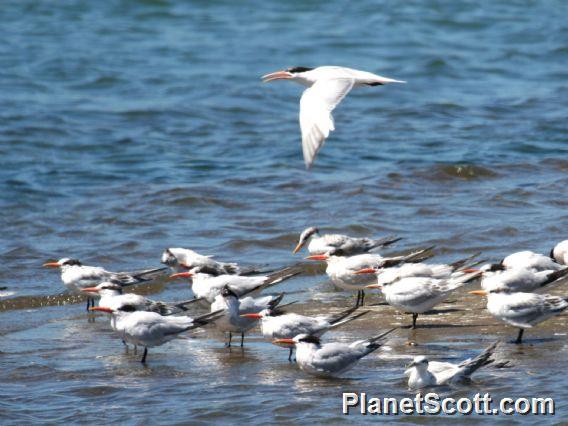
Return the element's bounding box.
[262,66,405,169]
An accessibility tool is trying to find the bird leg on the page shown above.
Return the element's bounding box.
[514,329,524,344]
[361,290,365,307]
[140,347,148,363]
[225,332,232,347]
[288,347,294,362]
[354,291,361,308]
[411,313,418,329]
[240,332,245,347]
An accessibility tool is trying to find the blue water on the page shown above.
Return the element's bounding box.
[1,0,567,423]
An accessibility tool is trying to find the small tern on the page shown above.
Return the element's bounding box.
[272,328,397,377]
[43,258,166,310]
[405,341,500,389]
[211,286,286,347]
[293,226,401,256]
[262,66,405,169]
[241,306,369,360]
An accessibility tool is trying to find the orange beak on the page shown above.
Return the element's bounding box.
[240,313,262,319]
[365,284,382,290]
[272,338,295,347]
[305,254,328,261]
[261,70,293,83]
[355,268,376,275]
[462,268,481,274]
[89,307,114,313]
[42,262,60,268]
[169,272,193,280]
[292,242,304,254]
[468,290,488,296]
[81,287,100,293]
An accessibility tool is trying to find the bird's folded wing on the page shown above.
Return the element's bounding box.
[299,78,355,169]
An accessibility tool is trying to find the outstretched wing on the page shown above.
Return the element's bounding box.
[299,78,355,169]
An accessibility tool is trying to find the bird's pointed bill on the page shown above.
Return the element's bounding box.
[292,242,304,254]
[81,287,99,293]
[89,307,114,313]
[169,272,193,280]
[305,254,328,261]
[354,268,376,275]
[240,313,262,319]
[272,338,295,347]
[42,262,60,268]
[261,70,293,83]
[365,284,382,290]
[468,290,488,296]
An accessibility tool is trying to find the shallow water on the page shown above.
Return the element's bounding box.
[1,0,567,423]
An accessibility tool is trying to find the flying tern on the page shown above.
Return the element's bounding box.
[262,66,405,169]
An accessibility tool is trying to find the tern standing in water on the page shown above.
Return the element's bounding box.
[262,66,405,168]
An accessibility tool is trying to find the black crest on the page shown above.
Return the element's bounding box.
[298,335,321,345]
[118,304,137,313]
[287,67,313,74]
[63,259,82,266]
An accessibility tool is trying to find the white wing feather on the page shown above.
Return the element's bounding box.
[299,78,355,169]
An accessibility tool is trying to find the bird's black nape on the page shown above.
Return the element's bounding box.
[298,335,320,345]
[286,67,313,74]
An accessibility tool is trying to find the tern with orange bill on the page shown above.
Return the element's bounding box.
[365,271,482,328]
[241,306,369,360]
[469,281,568,343]
[168,266,300,305]
[306,247,434,307]
[261,66,405,169]
[89,301,223,363]
[272,328,397,377]
[42,258,166,310]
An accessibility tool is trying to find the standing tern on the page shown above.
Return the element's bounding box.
[261,66,405,169]
[272,328,397,377]
[90,303,223,363]
[42,258,166,310]
[479,266,568,293]
[211,286,286,347]
[366,271,482,328]
[81,282,197,317]
[169,266,300,304]
[293,226,401,256]
[551,240,568,265]
[306,247,434,307]
[241,306,369,360]
[356,254,481,287]
[405,341,499,389]
[469,286,568,343]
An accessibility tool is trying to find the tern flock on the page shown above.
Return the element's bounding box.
[38,65,567,387]
[42,231,568,387]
